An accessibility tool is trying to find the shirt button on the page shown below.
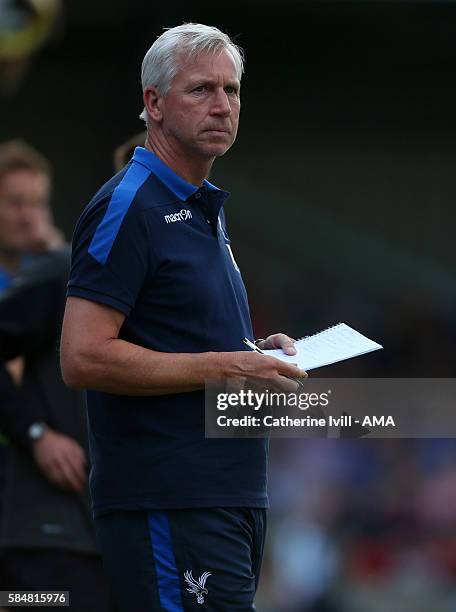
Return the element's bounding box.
[206,219,211,224]
[195,192,202,199]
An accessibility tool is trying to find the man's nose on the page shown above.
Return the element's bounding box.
[211,88,231,116]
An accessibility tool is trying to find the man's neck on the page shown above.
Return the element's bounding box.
[145,134,213,187]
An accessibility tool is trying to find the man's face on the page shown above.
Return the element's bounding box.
[157,49,241,160]
[0,169,51,254]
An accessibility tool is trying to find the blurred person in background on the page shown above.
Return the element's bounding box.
[0,139,58,524]
[0,139,62,283]
[0,140,116,611]
[113,132,146,173]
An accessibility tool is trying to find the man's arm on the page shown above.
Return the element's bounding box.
[60,297,306,395]
[0,363,86,492]
[0,250,88,492]
[0,249,68,360]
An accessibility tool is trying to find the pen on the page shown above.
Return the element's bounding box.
[243,337,264,354]
[242,338,306,389]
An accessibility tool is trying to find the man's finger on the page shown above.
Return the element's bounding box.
[66,458,87,490]
[64,450,87,489]
[67,441,87,468]
[273,375,301,394]
[275,359,307,379]
[294,367,308,379]
[267,333,297,356]
[282,342,296,356]
[57,454,85,492]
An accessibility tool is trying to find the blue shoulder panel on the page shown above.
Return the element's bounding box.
[88,162,151,265]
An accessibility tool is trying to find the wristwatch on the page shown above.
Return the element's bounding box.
[27,422,46,442]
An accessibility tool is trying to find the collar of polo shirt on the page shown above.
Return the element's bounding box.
[132,147,221,202]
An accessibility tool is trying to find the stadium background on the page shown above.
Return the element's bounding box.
[2,1,456,610]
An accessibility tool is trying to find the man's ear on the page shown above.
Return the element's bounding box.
[143,86,163,122]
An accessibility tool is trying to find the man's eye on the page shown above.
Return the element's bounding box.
[225,87,238,95]
[193,85,206,92]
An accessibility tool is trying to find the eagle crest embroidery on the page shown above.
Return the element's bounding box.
[184,570,212,604]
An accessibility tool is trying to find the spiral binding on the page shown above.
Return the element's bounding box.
[295,322,344,344]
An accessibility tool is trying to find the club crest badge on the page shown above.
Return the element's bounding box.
[184,570,212,604]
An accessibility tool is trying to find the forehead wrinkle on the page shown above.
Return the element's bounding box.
[186,73,240,86]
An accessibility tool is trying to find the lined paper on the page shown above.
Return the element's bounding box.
[263,323,383,371]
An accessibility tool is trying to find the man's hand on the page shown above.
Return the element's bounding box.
[25,205,65,253]
[256,333,297,356]
[32,427,87,493]
[220,348,307,393]
[221,333,306,393]
[5,357,24,385]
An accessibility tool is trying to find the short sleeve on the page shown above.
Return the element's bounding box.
[67,183,153,316]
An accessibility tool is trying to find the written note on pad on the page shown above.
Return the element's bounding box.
[263,323,383,371]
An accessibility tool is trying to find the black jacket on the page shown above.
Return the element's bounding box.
[0,248,98,554]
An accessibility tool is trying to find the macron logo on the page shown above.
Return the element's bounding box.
[164,209,192,224]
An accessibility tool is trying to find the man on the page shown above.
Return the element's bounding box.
[61,23,306,611]
[0,140,63,269]
[0,139,73,457]
[0,139,69,502]
[0,140,115,611]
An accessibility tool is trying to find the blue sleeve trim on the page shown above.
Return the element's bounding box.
[88,163,150,265]
[147,511,184,611]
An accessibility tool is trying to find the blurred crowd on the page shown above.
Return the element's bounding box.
[252,284,456,610]
[255,437,456,612]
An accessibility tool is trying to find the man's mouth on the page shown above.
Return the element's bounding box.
[205,128,230,133]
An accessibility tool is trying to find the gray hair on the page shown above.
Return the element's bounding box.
[139,23,244,124]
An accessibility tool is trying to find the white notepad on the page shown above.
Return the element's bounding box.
[263,323,383,371]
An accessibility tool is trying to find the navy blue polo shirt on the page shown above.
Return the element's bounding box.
[68,147,268,515]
